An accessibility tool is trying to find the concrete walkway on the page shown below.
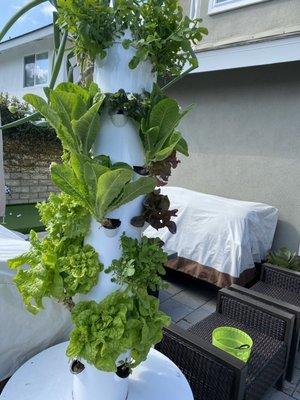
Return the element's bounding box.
[160,272,300,400]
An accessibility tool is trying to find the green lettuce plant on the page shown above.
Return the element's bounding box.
[140,97,189,165]
[67,289,171,372]
[106,89,149,121]
[24,82,105,156]
[37,192,90,239]
[56,0,207,76]
[106,234,167,291]
[9,233,103,313]
[8,193,103,313]
[24,83,156,224]
[105,85,190,185]
[51,157,156,223]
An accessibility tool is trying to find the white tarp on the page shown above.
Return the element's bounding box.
[144,187,278,278]
[0,225,71,380]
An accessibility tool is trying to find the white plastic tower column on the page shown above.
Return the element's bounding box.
[72,36,156,400]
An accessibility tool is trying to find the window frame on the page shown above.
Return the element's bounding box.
[23,51,50,88]
[208,0,271,15]
[189,0,199,20]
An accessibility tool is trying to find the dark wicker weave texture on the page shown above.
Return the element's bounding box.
[263,265,300,293]
[219,296,286,341]
[252,281,300,307]
[156,328,236,400]
[189,312,287,400]
[157,290,291,400]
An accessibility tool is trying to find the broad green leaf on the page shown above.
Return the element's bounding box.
[83,161,98,206]
[89,159,110,180]
[72,100,103,154]
[23,94,60,131]
[149,98,181,141]
[55,82,90,102]
[23,93,77,151]
[50,90,86,126]
[70,153,86,182]
[114,177,156,211]
[140,126,159,153]
[111,162,132,171]
[129,56,140,70]
[154,132,181,161]
[50,163,87,206]
[93,155,111,167]
[176,137,189,156]
[96,169,133,220]
[180,104,193,120]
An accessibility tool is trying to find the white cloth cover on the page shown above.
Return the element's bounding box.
[0,225,72,380]
[144,187,278,278]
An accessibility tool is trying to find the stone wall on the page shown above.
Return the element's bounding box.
[3,134,61,205]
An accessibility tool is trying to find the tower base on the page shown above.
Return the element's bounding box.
[1,342,193,400]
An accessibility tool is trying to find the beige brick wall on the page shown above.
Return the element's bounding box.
[3,135,61,205]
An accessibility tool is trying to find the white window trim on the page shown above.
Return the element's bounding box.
[191,35,300,74]
[23,51,50,88]
[189,0,199,20]
[208,0,271,15]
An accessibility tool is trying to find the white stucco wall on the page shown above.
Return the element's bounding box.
[0,36,67,99]
[167,61,300,252]
[181,0,300,49]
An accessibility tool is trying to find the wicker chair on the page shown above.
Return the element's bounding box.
[229,263,300,381]
[156,288,295,400]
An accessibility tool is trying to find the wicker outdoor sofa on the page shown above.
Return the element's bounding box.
[229,263,300,382]
[156,288,295,400]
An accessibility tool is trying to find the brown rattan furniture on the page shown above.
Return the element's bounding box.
[156,288,295,400]
[229,262,300,382]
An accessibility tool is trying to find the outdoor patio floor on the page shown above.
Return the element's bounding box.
[160,270,300,400]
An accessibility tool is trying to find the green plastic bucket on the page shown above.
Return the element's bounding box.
[212,327,253,362]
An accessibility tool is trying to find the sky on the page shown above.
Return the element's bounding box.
[0,0,55,41]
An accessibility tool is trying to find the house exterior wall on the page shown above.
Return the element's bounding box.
[181,0,300,49]
[167,61,300,252]
[0,36,66,99]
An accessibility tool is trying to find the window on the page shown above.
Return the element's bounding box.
[208,0,270,15]
[24,52,49,87]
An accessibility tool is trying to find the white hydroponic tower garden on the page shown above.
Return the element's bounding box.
[75,35,156,400]
[0,1,207,399]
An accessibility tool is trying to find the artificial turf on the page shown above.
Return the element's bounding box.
[1,203,44,234]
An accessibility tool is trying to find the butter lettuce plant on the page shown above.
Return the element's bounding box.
[9,193,103,314]
[67,289,170,372]
[37,192,90,239]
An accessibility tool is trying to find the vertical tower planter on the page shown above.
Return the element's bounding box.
[2,3,208,400]
[72,37,156,400]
